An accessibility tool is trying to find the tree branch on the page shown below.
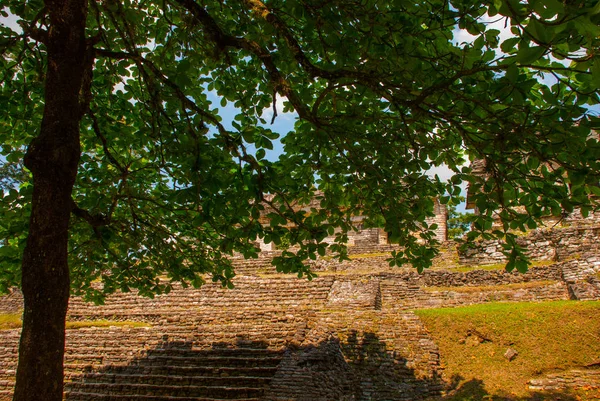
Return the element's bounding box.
[71,199,110,228]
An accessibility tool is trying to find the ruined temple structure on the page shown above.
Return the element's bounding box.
[255,193,448,251]
[1,221,600,399]
[1,184,600,399]
[0,188,599,400]
[465,158,600,228]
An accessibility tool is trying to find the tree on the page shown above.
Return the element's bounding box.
[0,0,598,399]
[447,200,473,240]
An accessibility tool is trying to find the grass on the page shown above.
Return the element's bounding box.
[348,252,392,259]
[0,314,150,330]
[450,260,556,273]
[450,263,509,272]
[0,313,21,330]
[66,320,151,329]
[416,300,600,400]
[421,280,559,294]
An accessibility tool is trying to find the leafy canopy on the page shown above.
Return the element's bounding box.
[0,0,598,299]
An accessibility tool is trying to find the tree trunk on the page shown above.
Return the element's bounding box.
[13,1,88,400]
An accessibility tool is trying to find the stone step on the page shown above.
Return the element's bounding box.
[61,354,283,369]
[0,370,15,377]
[67,372,273,387]
[64,348,283,359]
[64,364,279,378]
[84,365,279,378]
[63,341,287,352]
[66,309,314,319]
[0,380,13,389]
[68,294,330,305]
[0,331,20,340]
[67,300,328,313]
[139,355,283,368]
[63,391,260,401]
[64,347,282,358]
[146,348,284,358]
[65,382,265,399]
[0,357,16,365]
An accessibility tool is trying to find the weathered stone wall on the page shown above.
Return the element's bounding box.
[264,336,358,401]
[427,199,448,242]
[256,198,448,251]
[297,311,445,401]
[381,279,569,310]
[0,271,447,401]
[529,369,600,391]
[0,289,22,314]
[1,218,598,400]
[459,226,600,266]
[419,265,563,287]
[326,278,382,310]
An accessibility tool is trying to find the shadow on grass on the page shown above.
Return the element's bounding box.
[437,377,582,401]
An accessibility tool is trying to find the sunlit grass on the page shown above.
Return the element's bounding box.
[0,314,150,330]
[0,313,21,330]
[450,260,556,273]
[66,320,151,329]
[421,280,559,293]
[417,301,600,399]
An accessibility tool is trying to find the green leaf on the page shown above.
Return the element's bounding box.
[526,156,540,170]
[506,63,519,83]
[514,259,527,273]
[592,59,600,90]
[526,18,553,43]
[500,37,520,53]
[516,46,546,64]
[532,0,563,19]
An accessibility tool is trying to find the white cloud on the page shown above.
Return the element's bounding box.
[0,9,22,34]
[426,164,455,182]
[453,14,514,47]
[261,95,296,122]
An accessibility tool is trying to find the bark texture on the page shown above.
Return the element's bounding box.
[13,1,88,400]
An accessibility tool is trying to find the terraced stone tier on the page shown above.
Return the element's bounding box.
[66,277,335,322]
[0,324,296,400]
[264,310,445,401]
[2,245,597,400]
[380,279,570,310]
[64,346,284,400]
[528,368,600,391]
[64,395,262,401]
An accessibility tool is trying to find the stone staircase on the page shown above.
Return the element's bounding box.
[67,277,335,323]
[2,244,598,400]
[64,344,284,401]
[0,324,292,401]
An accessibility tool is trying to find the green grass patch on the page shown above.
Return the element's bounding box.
[417,301,600,399]
[315,268,391,277]
[0,314,150,330]
[348,252,391,259]
[66,320,151,329]
[0,313,21,330]
[450,263,508,272]
[450,260,556,273]
[421,280,558,294]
